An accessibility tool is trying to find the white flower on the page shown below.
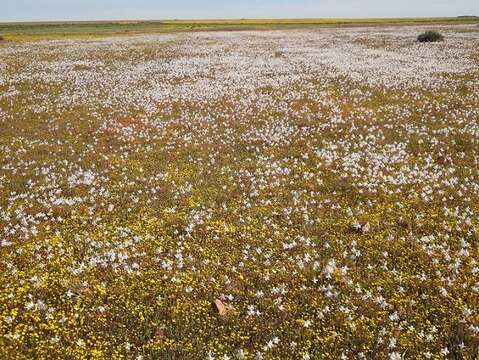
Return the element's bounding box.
[323,259,337,278]
[389,352,401,360]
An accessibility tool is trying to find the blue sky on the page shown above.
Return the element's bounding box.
[3,0,479,22]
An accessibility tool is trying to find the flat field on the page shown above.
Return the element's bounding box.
[0,24,479,359]
[0,17,478,41]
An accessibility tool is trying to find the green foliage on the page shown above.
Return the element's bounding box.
[417,31,444,43]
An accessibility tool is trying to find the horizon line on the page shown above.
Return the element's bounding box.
[1,15,478,24]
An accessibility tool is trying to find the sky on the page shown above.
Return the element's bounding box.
[2,0,479,22]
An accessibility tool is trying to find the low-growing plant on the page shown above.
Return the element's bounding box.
[417,31,444,43]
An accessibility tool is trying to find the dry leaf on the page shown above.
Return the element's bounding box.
[214,299,227,316]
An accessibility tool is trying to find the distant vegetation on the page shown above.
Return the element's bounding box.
[417,31,444,43]
[0,17,477,42]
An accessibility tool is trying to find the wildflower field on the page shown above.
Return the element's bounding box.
[1,18,477,41]
[0,24,479,359]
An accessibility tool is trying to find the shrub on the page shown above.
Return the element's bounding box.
[0,35,4,41]
[417,31,444,43]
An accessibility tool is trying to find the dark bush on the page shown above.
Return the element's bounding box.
[0,35,4,41]
[417,31,444,43]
